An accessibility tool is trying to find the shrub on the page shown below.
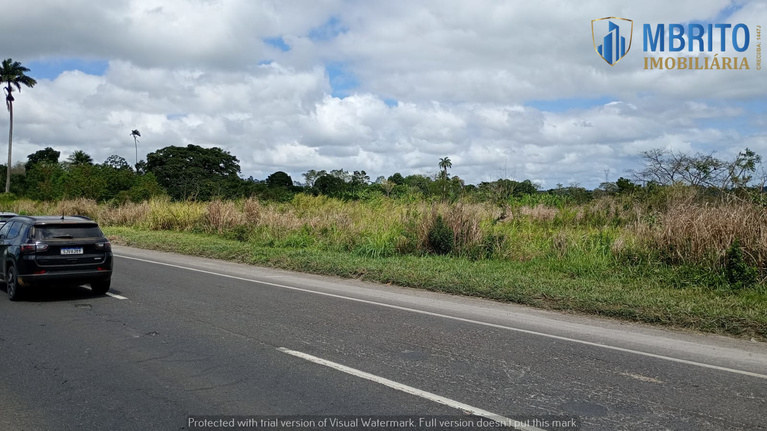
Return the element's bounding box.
[224,225,251,242]
[725,238,759,289]
[428,215,454,255]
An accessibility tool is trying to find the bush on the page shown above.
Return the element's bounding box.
[224,225,251,242]
[725,238,759,289]
[0,192,17,208]
[428,215,454,255]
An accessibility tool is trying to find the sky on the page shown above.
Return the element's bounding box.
[1,0,766,188]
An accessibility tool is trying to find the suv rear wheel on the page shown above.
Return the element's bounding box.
[90,279,111,295]
[6,264,22,301]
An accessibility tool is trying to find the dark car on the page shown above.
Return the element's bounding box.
[0,215,113,300]
[0,212,17,228]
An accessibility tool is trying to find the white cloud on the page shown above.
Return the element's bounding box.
[0,0,764,188]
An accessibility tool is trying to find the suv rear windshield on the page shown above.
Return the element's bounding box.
[31,224,104,240]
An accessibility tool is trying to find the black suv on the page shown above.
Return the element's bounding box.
[0,216,113,300]
[0,212,17,228]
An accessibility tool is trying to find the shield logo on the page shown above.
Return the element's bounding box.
[592,17,633,65]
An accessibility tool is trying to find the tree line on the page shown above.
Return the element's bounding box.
[1,142,762,205]
[0,144,535,203]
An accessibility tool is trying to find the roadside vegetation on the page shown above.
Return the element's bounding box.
[2,180,766,339]
[0,130,765,339]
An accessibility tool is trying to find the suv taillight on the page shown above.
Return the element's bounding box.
[94,241,111,251]
[21,242,49,253]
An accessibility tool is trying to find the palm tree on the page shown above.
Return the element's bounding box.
[1,59,37,193]
[67,150,93,166]
[438,156,452,201]
[130,129,141,169]
[438,156,452,180]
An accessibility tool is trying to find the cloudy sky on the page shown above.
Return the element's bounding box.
[1,0,766,188]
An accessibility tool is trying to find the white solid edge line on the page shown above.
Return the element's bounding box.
[105,292,128,300]
[115,254,767,380]
[277,347,544,431]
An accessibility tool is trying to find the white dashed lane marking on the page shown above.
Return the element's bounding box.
[115,254,767,380]
[277,347,544,431]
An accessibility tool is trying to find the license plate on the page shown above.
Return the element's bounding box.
[61,247,83,255]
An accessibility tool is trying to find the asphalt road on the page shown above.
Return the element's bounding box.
[1,246,766,431]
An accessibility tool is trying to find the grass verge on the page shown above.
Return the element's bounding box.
[105,226,767,340]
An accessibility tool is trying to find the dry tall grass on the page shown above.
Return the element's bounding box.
[4,190,767,273]
[636,200,767,267]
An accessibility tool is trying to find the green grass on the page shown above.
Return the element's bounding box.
[105,226,767,340]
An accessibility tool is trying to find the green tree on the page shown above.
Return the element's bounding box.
[1,59,37,193]
[329,169,352,182]
[262,171,296,201]
[125,173,164,202]
[63,164,106,199]
[67,150,94,166]
[615,177,638,194]
[266,171,293,188]
[634,147,763,191]
[135,159,148,175]
[388,172,405,185]
[302,169,327,187]
[596,181,619,196]
[25,162,66,201]
[104,154,132,171]
[0,162,28,196]
[438,157,452,180]
[314,174,346,198]
[351,170,369,185]
[727,148,761,189]
[349,170,370,198]
[404,174,432,196]
[514,179,538,196]
[100,155,136,201]
[145,144,242,200]
[437,157,453,200]
[26,147,60,170]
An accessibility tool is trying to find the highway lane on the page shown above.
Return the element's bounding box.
[0,245,766,430]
